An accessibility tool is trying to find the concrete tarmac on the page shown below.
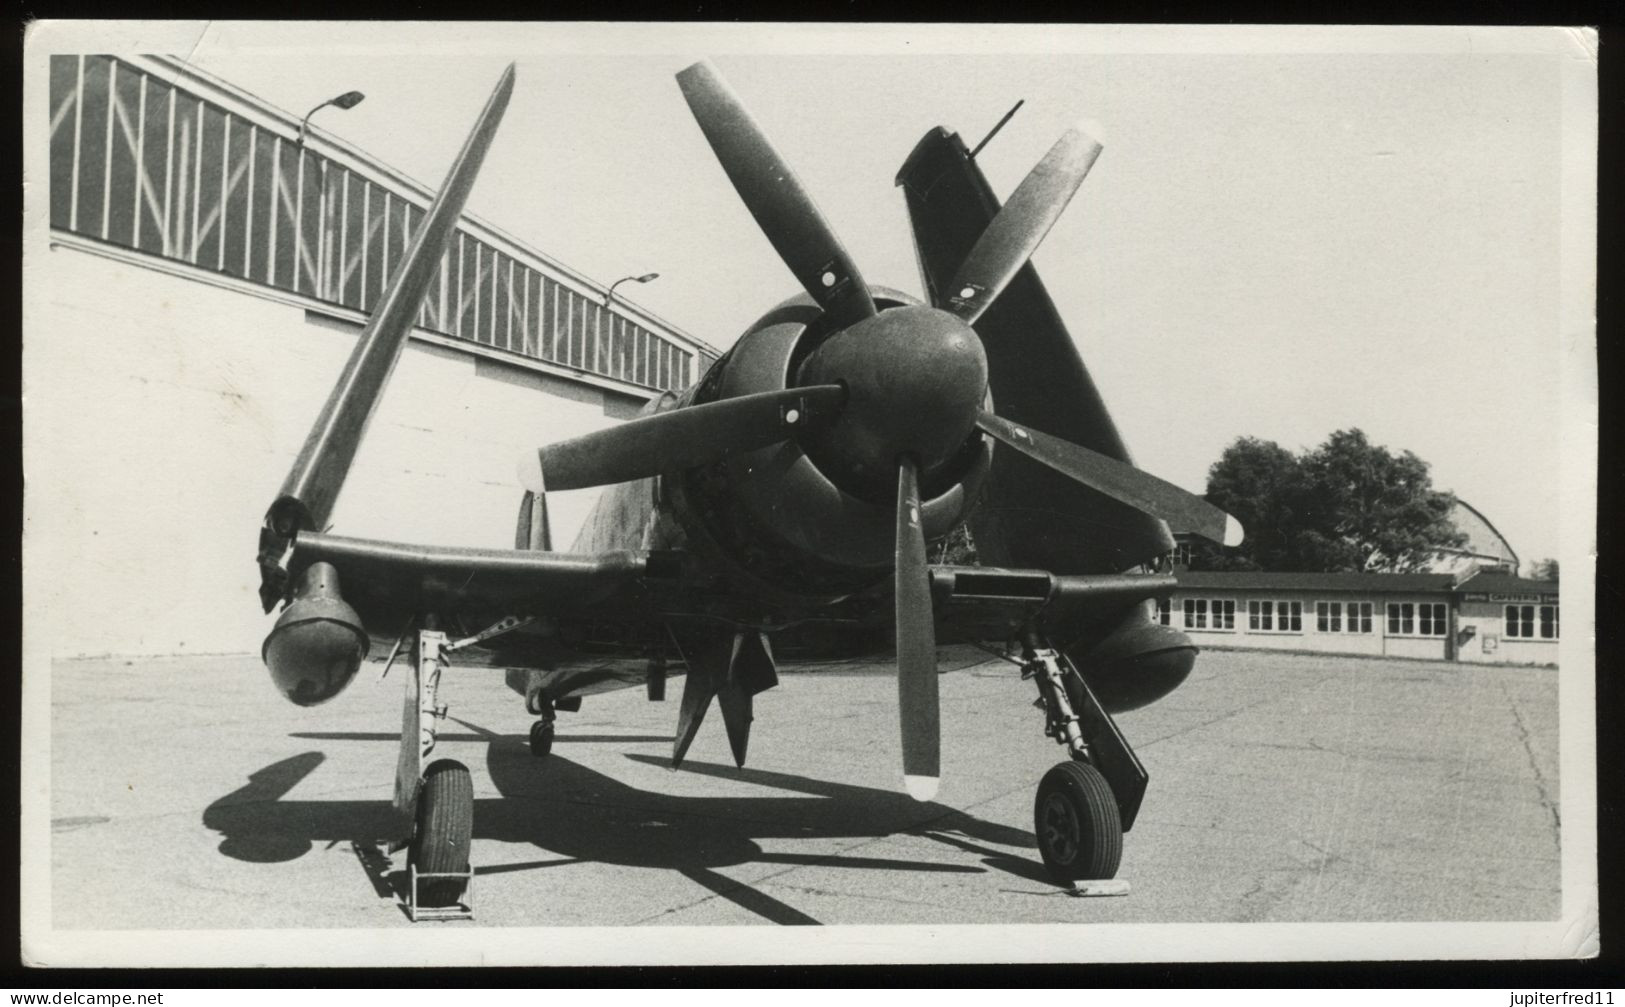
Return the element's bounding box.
[46,646,1559,931]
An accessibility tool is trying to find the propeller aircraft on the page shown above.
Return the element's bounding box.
[252,60,1243,919]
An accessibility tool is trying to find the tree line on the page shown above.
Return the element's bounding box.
[1191,428,1468,574]
[944,426,1557,580]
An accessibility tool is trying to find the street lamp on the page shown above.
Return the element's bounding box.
[605,272,660,306]
[297,90,366,147]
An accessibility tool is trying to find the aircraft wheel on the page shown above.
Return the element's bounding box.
[1034,761,1122,881]
[410,759,473,908]
[529,720,554,758]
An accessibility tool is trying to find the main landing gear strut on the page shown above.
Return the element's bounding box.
[392,620,474,921]
[1022,634,1149,883]
[390,613,540,920]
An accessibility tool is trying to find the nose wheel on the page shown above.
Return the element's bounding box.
[1035,760,1122,880]
[1023,634,1145,884]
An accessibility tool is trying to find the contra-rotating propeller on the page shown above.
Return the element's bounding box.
[516,60,1241,799]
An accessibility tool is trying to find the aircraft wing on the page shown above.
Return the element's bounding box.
[286,532,679,632]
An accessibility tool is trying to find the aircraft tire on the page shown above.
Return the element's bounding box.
[411,759,473,908]
[1034,760,1122,881]
[529,720,554,758]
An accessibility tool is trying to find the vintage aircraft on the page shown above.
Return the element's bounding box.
[252,60,1242,919]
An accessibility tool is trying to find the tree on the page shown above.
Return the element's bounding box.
[1194,437,1300,571]
[1193,428,1467,573]
[1529,557,1560,582]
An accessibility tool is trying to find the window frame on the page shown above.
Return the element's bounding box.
[1387,600,1447,637]
[1247,599,1302,634]
[1316,600,1343,633]
[1386,602,1415,636]
[1417,602,1448,637]
[1183,598,1208,630]
[1350,601,1374,634]
[1248,599,1273,632]
[1506,604,1537,639]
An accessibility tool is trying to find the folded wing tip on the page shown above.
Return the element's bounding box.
[1224,513,1245,548]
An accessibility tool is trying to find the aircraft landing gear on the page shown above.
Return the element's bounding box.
[524,688,574,759]
[410,759,474,913]
[1023,636,1145,883]
[529,715,555,758]
[1035,760,1121,880]
[394,623,474,920]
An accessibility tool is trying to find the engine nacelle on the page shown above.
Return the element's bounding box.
[262,561,369,706]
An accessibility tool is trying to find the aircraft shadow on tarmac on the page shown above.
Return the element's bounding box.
[202,726,1057,924]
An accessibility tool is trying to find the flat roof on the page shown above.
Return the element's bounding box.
[1453,571,1560,595]
[1174,569,1560,595]
[1174,571,1459,594]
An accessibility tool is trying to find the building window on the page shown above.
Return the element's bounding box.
[1281,600,1302,631]
[1505,604,1556,639]
[1247,600,1301,633]
[1317,601,1342,632]
[1248,599,1272,632]
[1183,598,1208,630]
[1350,601,1373,634]
[1386,603,1414,635]
[1388,601,1446,636]
[1171,541,1193,567]
[1155,598,1171,626]
[1417,603,1447,637]
[1213,599,1236,630]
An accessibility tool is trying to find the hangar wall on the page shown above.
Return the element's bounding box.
[32,53,722,661]
[28,246,644,658]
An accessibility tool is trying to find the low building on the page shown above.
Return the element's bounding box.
[1450,571,1561,665]
[1162,569,1558,666]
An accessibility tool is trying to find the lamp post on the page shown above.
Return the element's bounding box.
[295,91,363,299]
[297,90,366,148]
[605,272,659,307]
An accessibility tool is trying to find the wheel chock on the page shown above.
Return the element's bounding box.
[1065,879,1131,898]
[406,864,476,922]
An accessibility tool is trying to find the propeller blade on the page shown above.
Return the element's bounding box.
[976,411,1244,547]
[519,385,845,493]
[943,123,1103,326]
[894,455,940,801]
[267,65,517,539]
[676,60,877,329]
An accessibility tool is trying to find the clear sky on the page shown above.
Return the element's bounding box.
[170,23,1583,565]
